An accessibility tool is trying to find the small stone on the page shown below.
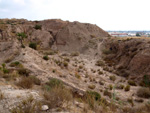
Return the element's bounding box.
[41,105,49,111]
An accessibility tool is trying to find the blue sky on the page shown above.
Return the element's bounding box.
[0,0,150,30]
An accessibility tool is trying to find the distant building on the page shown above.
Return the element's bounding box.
[109,32,128,37]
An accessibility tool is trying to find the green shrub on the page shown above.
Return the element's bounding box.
[124,85,130,91]
[29,42,37,50]
[34,24,42,30]
[137,87,150,98]
[3,68,9,74]
[128,80,137,86]
[43,55,49,60]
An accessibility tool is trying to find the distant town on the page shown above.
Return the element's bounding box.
[107,31,150,37]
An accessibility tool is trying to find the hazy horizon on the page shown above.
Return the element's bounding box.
[0,0,150,31]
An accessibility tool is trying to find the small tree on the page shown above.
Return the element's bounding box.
[17,32,27,48]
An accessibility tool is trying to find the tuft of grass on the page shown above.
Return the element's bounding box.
[70,52,79,56]
[63,62,68,67]
[116,84,124,90]
[95,60,105,66]
[109,75,116,82]
[124,85,130,91]
[88,84,96,89]
[137,87,150,98]
[0,90,4,100]
[128,80,137,86]
[75,72,81,79]
[103,90,112,98]
[109,84,113,90]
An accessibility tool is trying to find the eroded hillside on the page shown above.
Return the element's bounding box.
[0,19,150,113]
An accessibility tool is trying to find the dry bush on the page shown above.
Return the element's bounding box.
[137,87,150,98]
[29,76,41,85]
[43,86,72,109]
[16,77,33,89]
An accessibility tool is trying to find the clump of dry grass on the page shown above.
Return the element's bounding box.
[124,85,130,91]
[88,84,96,89]
[16,77,33,89]
[10,95,41,113]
